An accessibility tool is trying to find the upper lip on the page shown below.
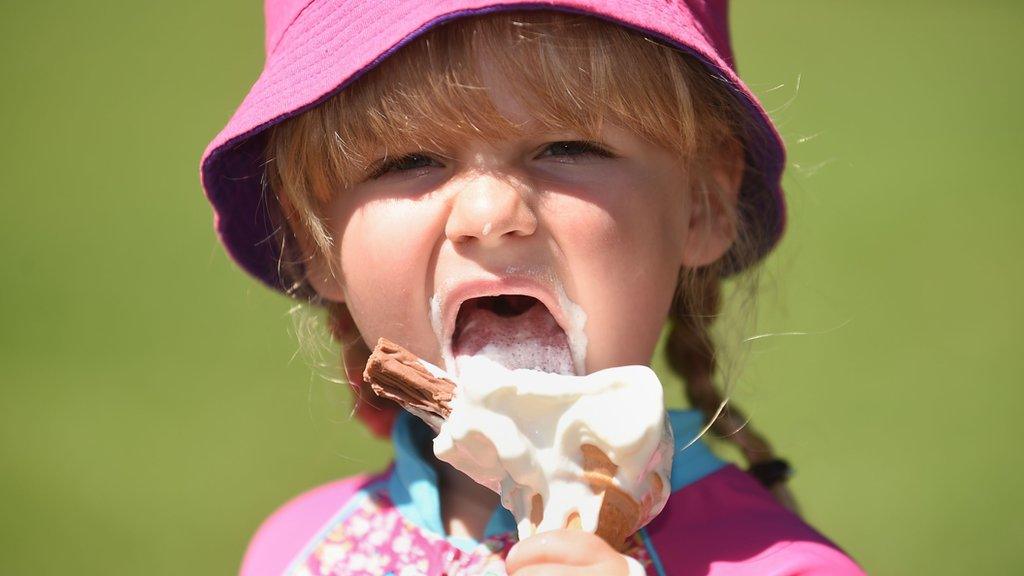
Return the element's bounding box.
[435,272,569,368]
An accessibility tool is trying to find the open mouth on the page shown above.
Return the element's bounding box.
[450,294,575,375]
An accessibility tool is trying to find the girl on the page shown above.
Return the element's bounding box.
[201,2,865,574]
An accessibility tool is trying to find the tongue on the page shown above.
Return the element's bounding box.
[452,300,575,375]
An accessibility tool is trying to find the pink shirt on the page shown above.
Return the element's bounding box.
[240,411,865,575]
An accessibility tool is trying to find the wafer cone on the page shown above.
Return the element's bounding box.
[517,445,661,550]
[579,444,643,551]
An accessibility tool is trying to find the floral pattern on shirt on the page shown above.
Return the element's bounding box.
[287,486,656,576]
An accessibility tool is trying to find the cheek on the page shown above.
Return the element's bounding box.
[546,179,689,266]
[332,200,439,339]
[545,185,688,369]
[339,204,427,274]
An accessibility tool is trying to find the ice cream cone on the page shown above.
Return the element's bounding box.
[579,444,643,551]
[364,340,672,551]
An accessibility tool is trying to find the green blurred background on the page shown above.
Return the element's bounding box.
[2,1,1021,574]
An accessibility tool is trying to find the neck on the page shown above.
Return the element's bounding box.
[437,459,501,540]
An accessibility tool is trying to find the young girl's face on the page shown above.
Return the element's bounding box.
[309,52,737,375]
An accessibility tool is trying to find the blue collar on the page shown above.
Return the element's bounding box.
[387,408,725,552]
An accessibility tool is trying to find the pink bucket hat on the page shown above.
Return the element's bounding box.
[200,0,787,292]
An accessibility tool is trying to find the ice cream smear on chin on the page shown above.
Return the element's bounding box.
[429,287,674,543]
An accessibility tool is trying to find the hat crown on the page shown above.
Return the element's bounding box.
[265,0,315,58]
[262,1,732,64]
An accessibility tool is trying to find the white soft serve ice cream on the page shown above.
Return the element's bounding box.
[434,356,674,539]
[423,275,674,543]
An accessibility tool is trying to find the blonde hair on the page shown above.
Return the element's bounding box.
[264,11,794,506]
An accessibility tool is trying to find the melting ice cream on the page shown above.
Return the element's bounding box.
[434,355,674,544]
[419,278,673,546]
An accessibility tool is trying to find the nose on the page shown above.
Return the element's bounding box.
[444,171,538,246]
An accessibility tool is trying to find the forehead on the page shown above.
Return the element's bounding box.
[334,15,636,148]
[307,11,715,189]
[475,57,534,130]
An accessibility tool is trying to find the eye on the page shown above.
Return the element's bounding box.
[537,140,616,161]
[368,153,444,180]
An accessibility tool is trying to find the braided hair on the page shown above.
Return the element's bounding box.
[667,268,798,511]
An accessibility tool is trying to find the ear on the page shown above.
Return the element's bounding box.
[305,253,346,303]
[282,209,347,302]
[681,141,744,268]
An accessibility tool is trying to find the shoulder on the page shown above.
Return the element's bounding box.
[238,471,388,576]
[645,465,865,575]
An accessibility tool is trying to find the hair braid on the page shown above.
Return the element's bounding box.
[667,269,799,512]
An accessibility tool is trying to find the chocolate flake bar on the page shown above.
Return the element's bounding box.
[363,338,456,422]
